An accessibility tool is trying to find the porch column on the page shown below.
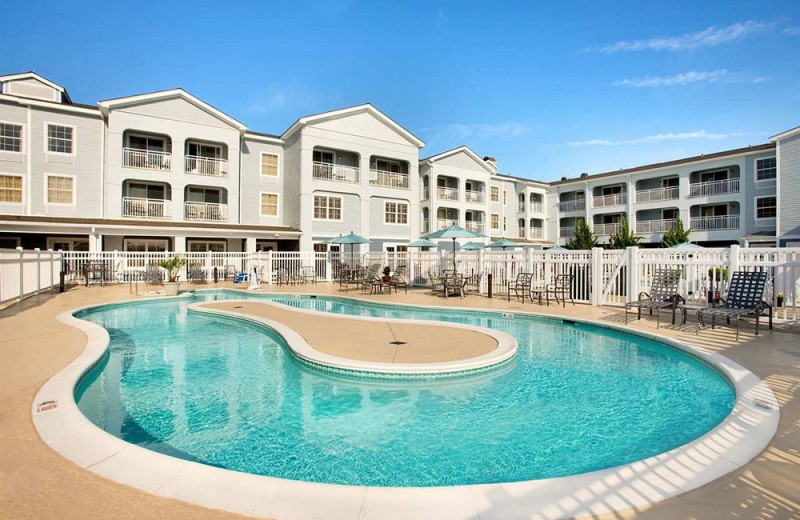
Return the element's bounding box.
[174,236,186,254]
[89,232,103,252]
[246,237,257,252]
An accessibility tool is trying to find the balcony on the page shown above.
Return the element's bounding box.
[690,215,740,231]
[636,219,677,234]
[636,186,679,204]
[560,226,576,238]
[559,199,585,212]
[312,162,359,183]
[123,148,171,171]
[594,223,622,235]
[593,193,627,208]
[122,197,171,219]
[422,219,430,233]
[422,188,430,201]
[465,190,485,203]
[529,227,543,239]
[465,221,485,233]
[370,169,408,189]
[689,178,739,198]
[184,201,228,221]
[530,202,543,213]
[517,203,525,212]
[437,187,459,201]
[437,218,459,230]
[185,156,228,177]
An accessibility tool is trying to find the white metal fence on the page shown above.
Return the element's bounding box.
[6,246,798,320]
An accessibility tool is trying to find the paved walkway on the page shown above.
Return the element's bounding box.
[0,282,798,520]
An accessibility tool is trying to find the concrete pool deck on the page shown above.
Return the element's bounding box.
[1,282,799,520]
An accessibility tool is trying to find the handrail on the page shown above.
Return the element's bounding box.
[123,147,172,171]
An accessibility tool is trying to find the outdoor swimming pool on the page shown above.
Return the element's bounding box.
[75,290,735,487]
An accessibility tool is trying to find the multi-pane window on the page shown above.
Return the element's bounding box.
[755,158,777,181]
[47,125,73,154]
[491,214,499,229]
[503,190,507,205]
[755,197,777,219]
[0,123,23,152]
[491,187,499,202]
[0,175,23,202]
[313,195,342,220]
[261,153,278,176]
[47,175,74,204]
[260,193,278,216]
[503,216,507,232]
[384,202,408,224]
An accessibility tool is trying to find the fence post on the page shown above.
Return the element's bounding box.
[113,250,119,283]
[626,246,640,304]
[325,250,332,282]
[408,250,416,286]
[48,249,54,288]
[477,249,485,294]
[35,248,41,295]
[266,251,273,284]
[729,244,740,275]
[17,246,23,301]
[591,247,603,306]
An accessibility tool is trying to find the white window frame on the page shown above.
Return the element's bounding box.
[260,191,280,217]
[0,121,24,154]
[384,201,409,225]
[0,173,24,204]
[754,195,777,222]
[503,216,507,232]
[313,195,343,221]
[491,213,499,229]
[503,190,507,205]
[260,152,280,178]
[123,238,169,252]
[754,157,777,183]
[44,122,76,156]
[187,239,227,252]
[374,158,401,173]
[491,186,499,202]
[44,174,76,206]
[47,237,90,251]
[126,133,168,152]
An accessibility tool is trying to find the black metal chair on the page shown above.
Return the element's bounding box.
[698,271,771,340]
[187,265,207,284]
[546,274,574,307]
[624,269,683,328]
[510,272,534,303]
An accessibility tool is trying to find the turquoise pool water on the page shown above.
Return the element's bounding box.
[75,291,735,487]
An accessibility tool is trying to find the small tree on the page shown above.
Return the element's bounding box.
[566,220,598,250]
[661,217,691,247]
[607,217,641,249]
[157,255,186,282]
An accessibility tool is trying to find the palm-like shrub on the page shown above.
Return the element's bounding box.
[157,255,186,282]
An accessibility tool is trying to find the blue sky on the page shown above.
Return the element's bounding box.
[2,0,798,181]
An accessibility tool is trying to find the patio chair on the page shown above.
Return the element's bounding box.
[223,264,238,281]
[624,269,683,328]
[145,263,164,285]
[390,266,408,294]
[465,273,482,295]
[510,272,534,303]
[359,265,383,294]
[428,267,444,296]
[274,267,291,285]
[697,271,771,341]
[443,273,467,299]
[545,274,574,307]
[300,265,316,284]
[187,265,207,284]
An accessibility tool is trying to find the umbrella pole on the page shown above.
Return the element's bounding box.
[452,237,457,272]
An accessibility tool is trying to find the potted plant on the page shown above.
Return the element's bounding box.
[777,292,784,308]
[157,255,186,296]
[382,266,392,283]
[706,267,729,303]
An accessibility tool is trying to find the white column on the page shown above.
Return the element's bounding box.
[89,233,102,252]
[174,236,186,254]
[626,246,640,304]
[246,237,256,252]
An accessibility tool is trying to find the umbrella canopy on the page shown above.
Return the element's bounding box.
[547,245,568,251]
[668,242,706,250]
[421,225,485,272]
[407,238,438,248]
[327,231,372,266]
[485,238,524,250]
[461,241,486,251]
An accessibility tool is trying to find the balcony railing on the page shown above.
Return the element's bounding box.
[369,169,408,189]
[437,218,459,230]
[530,227,543,239]
[465,190,485,203]
[518,229,526,238]
[560,226,576,238]
[559,199,585,212]
[422,188,430,201]
[529,202,543,213]
[594,223,622,235]
[635,186,679,203]
[122,197,171,219]
[689,178,739,197]
[636,219,677,234]
[518,203,526,212]
[690,215,740,231]
[184,201,228,221]
[437,187,459,201]
[465,221,485,233]
[593,193,626,207]
[185,155,229,177]
[123,147,171,171]
[312,161,359,183]
[422,219,430,233]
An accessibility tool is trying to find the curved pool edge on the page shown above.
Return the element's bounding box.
[31,291,780,520]
[188,299,517,377]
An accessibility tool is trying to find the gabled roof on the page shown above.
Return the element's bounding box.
[770,126,800,142]
[281,103,424,148]
[0,71,71,103]
[98,88,247,131]
[421,145,496,174]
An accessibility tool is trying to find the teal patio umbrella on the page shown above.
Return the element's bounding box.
[328,231,372,266]
[668,242,706,250]
[462,241,486,251]
[421,224,485,272]
[485,238,524,250]
[407,238,438,248]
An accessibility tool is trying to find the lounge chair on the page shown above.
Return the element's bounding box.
[545,274,574,307]
[390,266,408,294]
[510,272,534,303]
[624,269,683,328]
[697,271,771,340]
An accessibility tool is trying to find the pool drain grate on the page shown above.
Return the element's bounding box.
[390,341,407,345]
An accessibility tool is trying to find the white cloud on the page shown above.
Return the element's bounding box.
[425,122,528,142]
[568,130,766,146]
[591,20,773,52]
[613,70,768,87]
[247,82,336,114]
[784,26,800,36]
